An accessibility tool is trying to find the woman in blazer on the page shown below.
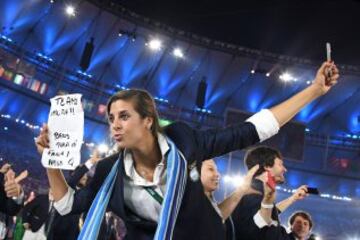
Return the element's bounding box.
[35,62,338,240]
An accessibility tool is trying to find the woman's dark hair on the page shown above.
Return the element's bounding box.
[106,89,162,137]
[244,145,282,177]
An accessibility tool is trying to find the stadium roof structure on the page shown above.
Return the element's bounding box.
[0,0,359,137]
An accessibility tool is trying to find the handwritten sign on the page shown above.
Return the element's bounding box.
[41,94,84,170]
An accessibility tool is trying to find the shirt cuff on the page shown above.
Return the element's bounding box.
[85,160,94,170]
[54,187,75,215]
[12,190,24,204]
[246,109,280,142]
[253,211,278,228]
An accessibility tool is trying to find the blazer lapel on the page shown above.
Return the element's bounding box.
[109,151,126,219]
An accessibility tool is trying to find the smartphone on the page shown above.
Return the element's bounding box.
[326,42,331,62]
[266,171,276,191]
[307,187,319,195]
[325,42,332,82]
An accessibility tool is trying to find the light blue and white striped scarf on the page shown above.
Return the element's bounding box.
[78,137,188,240]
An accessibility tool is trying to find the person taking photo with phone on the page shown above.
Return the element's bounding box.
[231,146,312,240]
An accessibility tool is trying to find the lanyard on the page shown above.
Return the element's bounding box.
[143,187,163,205]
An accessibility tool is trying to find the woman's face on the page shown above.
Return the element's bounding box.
[108,99,153,149]
[201,159,220,193]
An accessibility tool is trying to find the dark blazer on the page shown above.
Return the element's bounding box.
[22,194,80,240]
[49,211,80,240]
[67,164,90,189]
[22,194,51,232]
[231,179,291,240]
[288,233,296,240]
[69,121,260,240]
[0,173,22,216]
[287,233,313,240]
[21,163,88,240]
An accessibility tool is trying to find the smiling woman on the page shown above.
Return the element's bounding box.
[35,61,338,239]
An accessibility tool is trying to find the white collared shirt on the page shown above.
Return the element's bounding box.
[245,109,279,142]
[122,133,168,222]
[54,133,170,223]
[253,210,279,228]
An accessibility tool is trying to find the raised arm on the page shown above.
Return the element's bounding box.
[168,63,340,164]
[270,61,339,127]
[276,185,308,213]
[218,165,260,220]
[35,124,68,201]
[259,179,276,225]
[36,124,117,216]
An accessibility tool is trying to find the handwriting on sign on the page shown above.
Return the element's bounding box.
[54,139,78,149]
[54,96,79,106]
[50,107,75,117]
[68,158,74,166]
[46,158,74,168]
[53,132,70,140]
[46,149,69,157]
[47,159,63,167]
[49,96,79,117]
[45,150,75,167]
[42,93,84,170]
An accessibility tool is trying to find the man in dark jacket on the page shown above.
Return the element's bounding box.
[288,211,314,240]
[231,146,309,240]
[22,190,80,240]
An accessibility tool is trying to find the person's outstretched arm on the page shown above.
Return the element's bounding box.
[218,165,260,220]
[270,61,339,127]
[276,185,308,213]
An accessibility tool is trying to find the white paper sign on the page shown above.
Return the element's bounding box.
[41,94,84,170]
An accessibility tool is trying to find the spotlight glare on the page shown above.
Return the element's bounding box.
[223,175,231,183]
[148,39,162,51]
[279,72,295,82]
[266,72,270,77]
[223,175,244,187]
[65,5,76,16]
[347,236,360,240]
[315,235,322,240]
[232,176,244,187]
[173,48,184,58]
[97,144,109,154]
[251,69,255,74]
